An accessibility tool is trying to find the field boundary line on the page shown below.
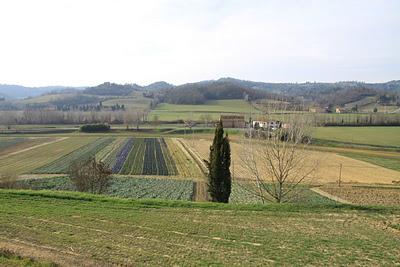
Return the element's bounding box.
[311,187,353,204]
[0,137,68,160]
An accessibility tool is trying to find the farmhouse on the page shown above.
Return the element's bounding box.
[252,120,282,130]
[220,115,245,128]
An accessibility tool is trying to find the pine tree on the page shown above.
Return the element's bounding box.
[206,120,231,203]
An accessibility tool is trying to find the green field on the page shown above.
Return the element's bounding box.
[314,126,400,148]
[0,190,399,266]
[15,93,76,105]
[338,151,400,172]
[151,99,260,121]
[101,92,151,110]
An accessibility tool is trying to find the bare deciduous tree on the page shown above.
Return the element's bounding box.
[0,173,19,189]
[69,157,112,194]
[240,110,318,203]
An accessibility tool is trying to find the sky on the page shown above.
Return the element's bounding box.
[0,0,399,87]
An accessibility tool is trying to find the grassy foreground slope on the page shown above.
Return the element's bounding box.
[0,190,399,266]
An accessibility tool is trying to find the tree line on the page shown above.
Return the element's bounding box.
[0,110,149,126]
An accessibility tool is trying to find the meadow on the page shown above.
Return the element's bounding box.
[313,126,400,148]
[101,91,151,110]
[0,190,399,266]
[151,99,261,121]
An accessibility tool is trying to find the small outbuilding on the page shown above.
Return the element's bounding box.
[220,115,245,128]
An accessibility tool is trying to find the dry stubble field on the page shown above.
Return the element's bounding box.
[184,138,400,185]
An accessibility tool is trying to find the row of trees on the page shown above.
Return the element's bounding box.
[0,110,149,126]
[315,113,400,126]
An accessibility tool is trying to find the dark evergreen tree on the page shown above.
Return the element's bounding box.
[205,120,231,203]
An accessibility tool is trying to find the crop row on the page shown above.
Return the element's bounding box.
[104,138,197,178]
[101,138,129,167]
[142,138,158,175]
[159,138,178,175]
[114,138,177,176]
[112,138,134,173]
[165,139,203,179]
[32,138,115,174]
[96,138,125,162]
[120,138,145,175]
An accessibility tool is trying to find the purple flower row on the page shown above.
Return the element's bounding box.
[112,139,134,173]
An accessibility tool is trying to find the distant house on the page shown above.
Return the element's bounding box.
[252,120,267,129]
[335,108,341,113]
[220,115,245,128]
[252,120,282,130]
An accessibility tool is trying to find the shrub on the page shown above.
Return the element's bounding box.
[69,157,112,194]
[79,124,110,132]
[0,173,19,189]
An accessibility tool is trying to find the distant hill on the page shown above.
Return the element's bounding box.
[158,80,269,104]
[83,82,141,96]
[0,84,79,99]
[144,81,174,91]
[214,78,400,107]
[83,81,174,95]
[217,77,400,93]
[1,78,399,109]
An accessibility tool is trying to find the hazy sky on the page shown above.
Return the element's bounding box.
[0,0,399,86]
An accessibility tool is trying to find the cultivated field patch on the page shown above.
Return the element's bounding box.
[32,137,115,174]
[100,138,183,176]
[14,176,194,201]
[0,137,55,157]
[320,185,400,206]
[0,137,95,176]
[13,137,203,179]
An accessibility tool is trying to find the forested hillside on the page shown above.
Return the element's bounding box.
[158,80,268,104]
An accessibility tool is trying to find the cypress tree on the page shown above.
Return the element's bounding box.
[206,120,231,203]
